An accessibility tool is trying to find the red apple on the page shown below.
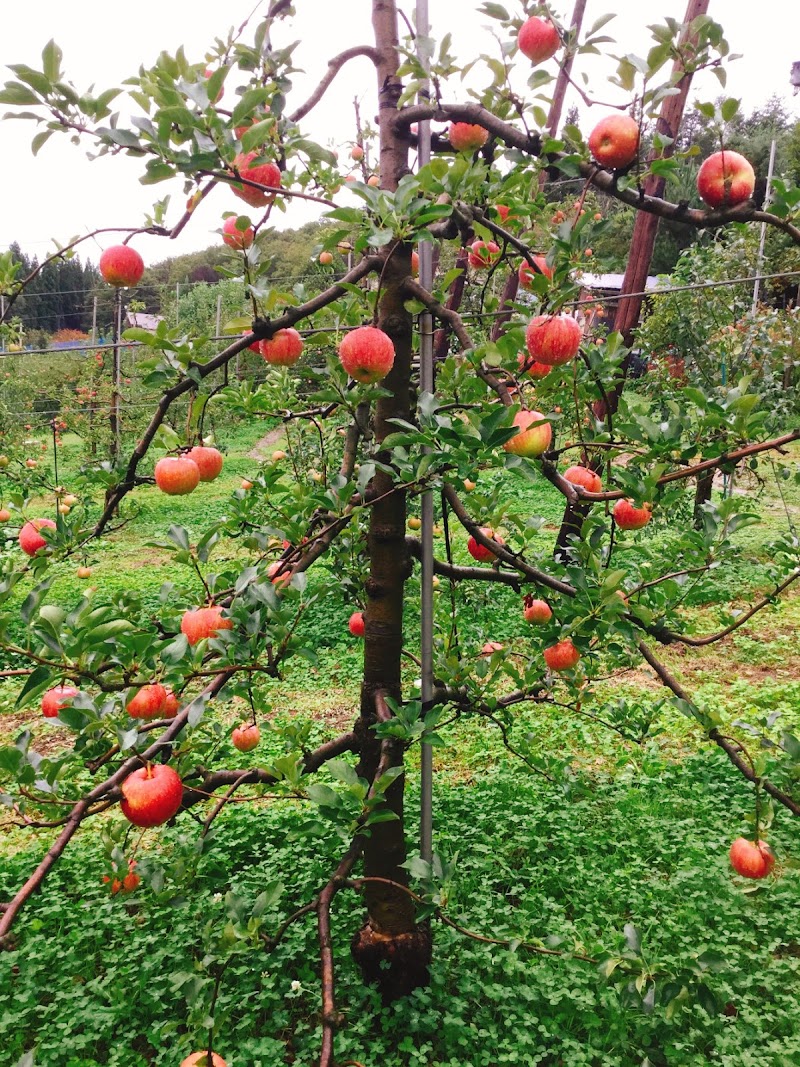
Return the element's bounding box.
[468,239,501,270]
[348,611,365,637]
[480,641,505,656]
[181,606,233,646]
[127,683,168,720]
[120,764,183,828]
[523,597,552,624]
[105,859,140,895]
[41,684,79,718]
[544,639,580,671]
[181,1053,227,1067]
[154,455,201,496]
[350,144,365,161]
[588,115,640,170]
[0,507,11,522]
[411,250,420,276]
[162,688,181,717]
[222,216,255,249]
[503,410,552,458]
[231,153,282,208]
[448,122,489,152]
[697,150,755,209]
[99,245,145,288]
[494,204,511,223]
[517,353,552,380]
[19,518,57,556]
[518,256,553,288]
[232,722,261,752]
[319,250,334,265]
[260,328,304,367]
[517,16,560,64]
[525,314,582,366]
[564,465,602,493]
[613,499,651,530]
[467,527,505,563]
[729,837,775,879]
[338,326,395,384]
[77,565,92,579]
[268,560,291,586]
[185,446,223,482]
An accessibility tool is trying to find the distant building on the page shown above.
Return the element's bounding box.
[126,311,163,331]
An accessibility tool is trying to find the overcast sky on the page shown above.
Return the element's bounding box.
[1,1,797,266]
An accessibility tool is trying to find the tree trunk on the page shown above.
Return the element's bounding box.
[350,0,432,1002]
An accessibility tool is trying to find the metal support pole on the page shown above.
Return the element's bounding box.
[111,288,123,465]
[416,0,434,866]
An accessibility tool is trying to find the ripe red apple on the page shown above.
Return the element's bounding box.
[349,611,365,637]
[467,527,505,563]
[494,204,511,223]
[468,240,501,270]
[185,445,223,482]
[222,216,255,249]
[181,1053,227,1067]
[517,16,560,63]
[231,153,282,208]
[162,688,181,717]
[319,250,334,265]
[448,122,489,152]
[338,326,395,384]
[0,507,11,522]
[99,245,145,288]
[260,328,304,367]
[525,314,582,366]
[564,465,602,493]
[544,639,580,671]
[411,250,420,276]
[19,518,57,556]
[588,115,640,170]
[127,683,168,720]
[267,560,291,586]
[120,764,183,828]
[503,410,552,458]
[613,499,651,530]
[729,837,775,879]
[181,606,233,646]
[154,455,201,496]
[523,597,552,624]
[697,150,755,208]
[232,722,261,752]
[518,256,553,288]
[517,353,553,380]
[41,684,79,718]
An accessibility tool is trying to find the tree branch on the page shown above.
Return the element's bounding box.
[290,47,381,123]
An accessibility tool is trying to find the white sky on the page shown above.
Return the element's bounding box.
[1,1,797,266]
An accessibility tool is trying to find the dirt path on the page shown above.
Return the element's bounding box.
[248,426,285,458]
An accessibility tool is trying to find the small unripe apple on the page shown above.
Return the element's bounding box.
[181,1052,227,1067]
[0,455,9,468]
[232,722,261,752]
[350,144,364,161]
[338,326,395,384]
[463,479,477,492]
[62,494,78,506]
[319,251,334,265]
[241,479,253,491]
[25,459,38,469]
[367,175,380,187]
[0,507,11,522]
[543,639,580,671]
[408,516,422,530]
[271,450,287,462]
[448,122,489,152]
[99,245,145,288]
[480,641,504,656]
[58,503,71,515]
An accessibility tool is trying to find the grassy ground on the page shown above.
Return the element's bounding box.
[1,428,799,1067]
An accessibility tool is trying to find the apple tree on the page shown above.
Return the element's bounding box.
[1,2,800,1064]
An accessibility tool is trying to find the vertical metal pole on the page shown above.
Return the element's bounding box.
[751,138,777,314]
[91,296,98,345]
[416,0,434,866]
[111,288,122,465]
[175,282,181,325]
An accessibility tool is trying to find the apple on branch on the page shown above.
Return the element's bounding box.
[119,764,183,827]
[517,16,560,64]
[338,326,395,384]
[99,245,145,288]
[697,150,755,208]
[448,122,488,152]
[587,115,640,170]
